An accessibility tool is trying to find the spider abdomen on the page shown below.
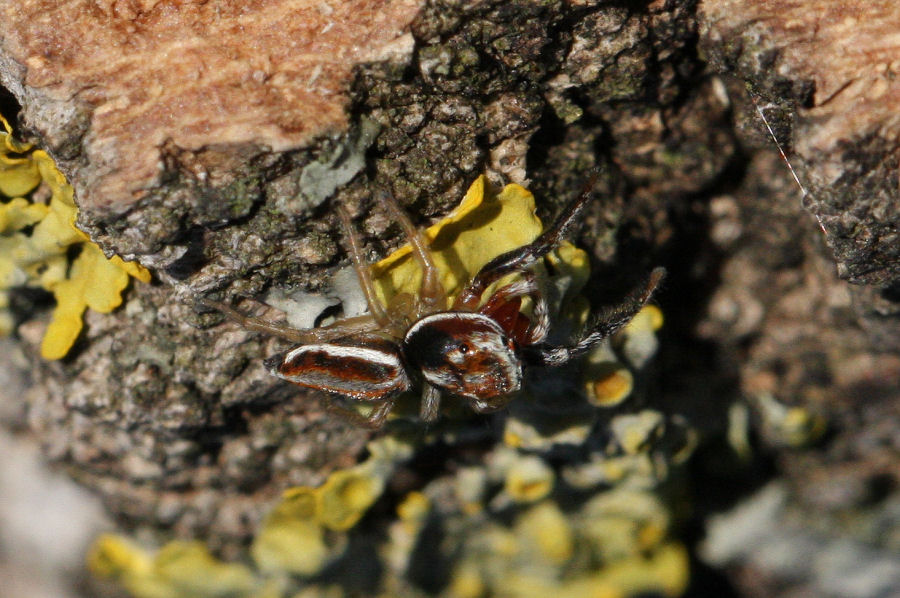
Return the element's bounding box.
[268,334,411,401]
[403,312,522,401]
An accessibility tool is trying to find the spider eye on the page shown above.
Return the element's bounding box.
[457,342,469,354]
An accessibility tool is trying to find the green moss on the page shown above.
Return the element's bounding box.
[222,176,262,219]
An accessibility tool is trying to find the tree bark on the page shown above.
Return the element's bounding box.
[1,1,898,593]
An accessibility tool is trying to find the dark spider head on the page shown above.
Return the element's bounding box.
[402,311,522,402]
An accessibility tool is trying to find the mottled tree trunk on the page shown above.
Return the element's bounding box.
[1,0,898,595]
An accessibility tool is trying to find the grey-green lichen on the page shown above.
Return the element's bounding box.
[297,118,381,211]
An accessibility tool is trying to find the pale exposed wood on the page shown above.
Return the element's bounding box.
[1,0,419,210]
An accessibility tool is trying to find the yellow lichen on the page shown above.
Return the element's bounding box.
[447,562,487,598]
[618,305,663,369]
[93,459,386,594]
[455,466,488,515]
[315,460,385,531]
[0,135,41,196]
[514,501,574,565]
[41,243,145,359]
[370,174,588,311]
[372,175,535,303]
[251,488,334,576]
[447,484,689,598]
[381,491,433,581]
[586,362,634,407]
[549,542,689,598]
[544,240,592,311]
[581,542,690,598]
[0,115,150,359]
[628,304,663,332]
[396,491,430,524]
[610,410,665,456]
[577,303,665,412]
[502,402,597,450]
[253,436,407,576]
[88,535,259,598]
[754,392,827,448]
[504,455,555,503]
[579,489,670,561]
[727,401,753,460]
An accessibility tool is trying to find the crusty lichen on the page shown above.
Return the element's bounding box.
[91,436,413,596]
[370,174,560,306]
[0,116,150,359]
[88,536,263,598]
[91,433,689,598]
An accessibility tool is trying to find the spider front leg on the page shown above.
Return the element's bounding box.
[337,203,389,326]
[454,174,597,311]
[524,267,666,367]
[323,396,396,429]
[374,189,447,315]
[477,272,550,345]
[195,297,381,343]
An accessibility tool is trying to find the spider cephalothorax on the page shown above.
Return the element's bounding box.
[200,180,664,428]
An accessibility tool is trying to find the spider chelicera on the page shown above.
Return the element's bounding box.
[199,180,664,428]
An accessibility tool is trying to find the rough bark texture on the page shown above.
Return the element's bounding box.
[1,0,419,254]
[3,0,716,550]
[695,1,900,595]
[700,0,900,288]
[1,0,898,595]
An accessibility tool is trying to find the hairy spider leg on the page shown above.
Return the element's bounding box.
[453,174,598,311]
[525,267,665,367]
[196,201,399,343]
[374,189,447,316]
[323,395,396,429]
[469,399,511,414]
[337,203,389,325]
[196,297,381,343]
[477,272,550,345]
[482,296,528,342]
[419,383,442,422]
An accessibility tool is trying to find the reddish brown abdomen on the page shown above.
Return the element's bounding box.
[268,334,411,401]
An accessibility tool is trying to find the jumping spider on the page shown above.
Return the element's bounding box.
[200,181,664,428]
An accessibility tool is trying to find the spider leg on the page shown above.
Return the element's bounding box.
[323,396,395,429]
[524,267,665,367]
[419,383,442,422]
[477,272,550,345]
[454,173,598,311]
[374,189,447,315]
[196,297,380,343]
[470,394,514,414]
[336,204,389,325]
